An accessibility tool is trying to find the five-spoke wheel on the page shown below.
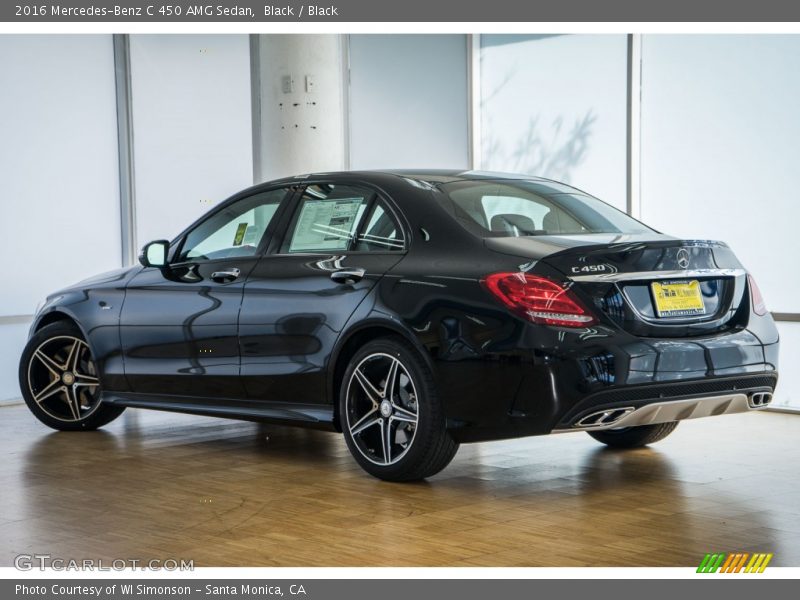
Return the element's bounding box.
[346,352,419,466]
[340,336,458,481]
[19,322,125,430]
[27,335,101,422]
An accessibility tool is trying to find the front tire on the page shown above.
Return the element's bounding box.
[19,322,125,431]
[587,422,679,448]
[340,336,458,482]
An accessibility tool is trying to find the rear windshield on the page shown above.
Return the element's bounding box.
[437,180,654,237]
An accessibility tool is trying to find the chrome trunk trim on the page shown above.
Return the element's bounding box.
[569,268,745,283]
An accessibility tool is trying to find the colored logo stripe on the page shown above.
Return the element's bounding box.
[745,553,773,573]
[697,553,726,573]
[697,552,773,573]
[721,553,749,573]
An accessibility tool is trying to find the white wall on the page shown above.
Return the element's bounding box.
[0,35,121,402]
[480,34,629,209]
[257,34,347,181]
[0,35,122,316]
[348,35,470,170]
[0,322,34,403]
[774,323,799,410]
[129,35,253,245]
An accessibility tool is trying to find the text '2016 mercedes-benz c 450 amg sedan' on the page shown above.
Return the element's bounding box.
[20,171,779,481]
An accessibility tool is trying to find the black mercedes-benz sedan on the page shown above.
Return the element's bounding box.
[20,170,779,481]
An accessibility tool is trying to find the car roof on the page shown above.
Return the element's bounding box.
[266,169,584,192]
[291,169,554,183]
[236,170,590,217]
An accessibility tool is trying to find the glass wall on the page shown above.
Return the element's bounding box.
[639,35,800,409]
[480,34,628,209]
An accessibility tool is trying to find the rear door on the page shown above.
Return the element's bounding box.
[239,181,406,405]
[120,186,291,398]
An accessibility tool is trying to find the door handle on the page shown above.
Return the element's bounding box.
[330,268,366,285]
[211,268,241,282]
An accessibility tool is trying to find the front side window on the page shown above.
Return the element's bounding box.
[282,184,404,253]
[177,188,288,263]
[438,181,654,237]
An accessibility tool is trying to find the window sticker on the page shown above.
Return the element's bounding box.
[232,222,248,246]
[242,225,260,246]
[290,198,364,252]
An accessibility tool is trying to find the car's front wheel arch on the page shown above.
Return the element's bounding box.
[33,310,80,334]
[31,311,99,375]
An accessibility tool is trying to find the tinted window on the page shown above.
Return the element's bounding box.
[354,202,404,252]
[177,188,287,262]
[282,184,387,253]
[438,181,653,237]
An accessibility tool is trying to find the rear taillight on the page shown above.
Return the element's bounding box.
[748,274,768,316]
[483,272,597,328]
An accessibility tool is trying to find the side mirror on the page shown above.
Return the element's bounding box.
[138,240,170,268]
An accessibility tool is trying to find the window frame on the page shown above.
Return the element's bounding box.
[167,184,297,267]
[269,181,409,257]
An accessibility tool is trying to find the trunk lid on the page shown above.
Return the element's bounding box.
[485,234,748,336]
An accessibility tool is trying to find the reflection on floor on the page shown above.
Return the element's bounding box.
[1,403,798,567]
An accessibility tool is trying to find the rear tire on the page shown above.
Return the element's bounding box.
[340,336,458,482]
[587,422,678,448]
[19,322,125,431]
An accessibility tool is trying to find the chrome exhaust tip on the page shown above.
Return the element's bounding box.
[748,392,773,409]
[575,407,636,428]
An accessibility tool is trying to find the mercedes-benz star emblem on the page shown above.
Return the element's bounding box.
[677,248,690,269]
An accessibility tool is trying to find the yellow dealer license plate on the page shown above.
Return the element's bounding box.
[651,280,706,318]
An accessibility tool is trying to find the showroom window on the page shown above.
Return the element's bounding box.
[282,184,403,253]
[479,34,628,210]
[177,188,289,262]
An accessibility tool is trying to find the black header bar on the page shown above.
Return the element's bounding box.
[3,0,800,22]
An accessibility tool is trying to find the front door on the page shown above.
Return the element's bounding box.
[120,186,291,398]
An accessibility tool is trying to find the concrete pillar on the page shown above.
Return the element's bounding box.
[256,34,348,182]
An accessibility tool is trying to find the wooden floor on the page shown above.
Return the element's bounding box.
[1,402,799,567]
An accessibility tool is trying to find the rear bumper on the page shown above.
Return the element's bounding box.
[436,323,779,443]
[443,367,778,443]
[552,373,778,433]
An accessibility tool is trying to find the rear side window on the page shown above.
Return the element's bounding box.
[438,181,653,237]
[354,203,404,251]
[281,184,404,253]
